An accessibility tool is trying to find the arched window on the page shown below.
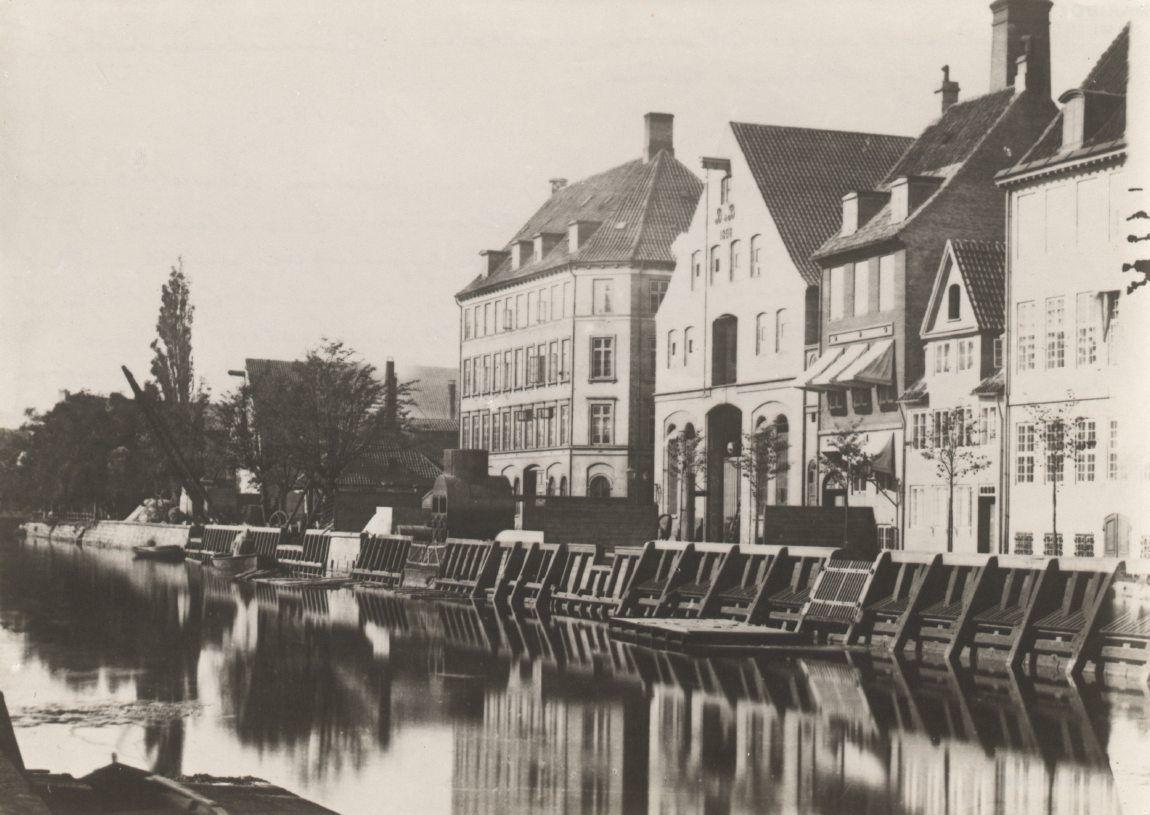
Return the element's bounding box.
[691,251,702,289]
[773,416,790,505]
[684,327,695,359]
[947,283,961,320]
[806,460,818,506]
[775,308,788,353]
[513,477,521,495]
[546,477,555,496]
[712,315,738,385]
[710,245,721,283]
[756,313,767,355]
[588,476,612,498]
[729,239,741,280]
[750,235,762,277]
[559,476,568,496]
[667,330,679,367]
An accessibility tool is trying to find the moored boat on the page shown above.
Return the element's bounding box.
[132,544,187,563]
[208,553,278,576]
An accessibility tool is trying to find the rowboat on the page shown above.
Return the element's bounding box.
[208,553,278,576]
[132,545,187,563]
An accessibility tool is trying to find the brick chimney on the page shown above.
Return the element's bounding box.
[936,65,960,112]
[447,379,457,421]
[989,0,1051,97]
[644,112,674,161]
[383,358,398,430]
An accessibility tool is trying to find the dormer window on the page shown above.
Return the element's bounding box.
[947,283,961,321]
[1061,91,1086,150]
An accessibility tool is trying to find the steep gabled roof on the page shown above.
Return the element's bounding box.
[816,89,1023,260]
[730,123,913,285]
[921,239,1005,335]
[1006,24,1128,175]
[458,151,702,298]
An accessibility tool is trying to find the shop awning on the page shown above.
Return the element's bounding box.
[834,339,894,387]
[897,377,929,404]
[802,344,868,391]
[797,347,843,390]
[864,432,896,476]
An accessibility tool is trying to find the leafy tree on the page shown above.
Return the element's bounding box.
[819,425,900,547]
[1023,398,1090,553]
[738,422,790,545]
[917,406,991,552]
[1123,209,1149,293]
[666,429,705,541]
[150,258,195,406]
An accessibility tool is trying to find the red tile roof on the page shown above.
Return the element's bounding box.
[815,89,1027,260]
[457,150,702,298]
[1007,25,1128,174]
[950,239,1006,331]
[730,123,913,285]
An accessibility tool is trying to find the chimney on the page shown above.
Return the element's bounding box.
[447,379,457,421]
[533,232,564,262]
[568,220,601,253]
[936,65,961,112]
[479,249,509,278]
[644,112,674,161]
[989,0,1051,97]
[549,178,568,195]
[383,358,398,430]
[841,191,890,236]
[511,239,534,269]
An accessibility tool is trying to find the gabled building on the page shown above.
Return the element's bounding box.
[455,113,702,500]
[807,0,1058,548]
[997,24,1133,558]
[902,239,1006,554]
[654,123,911,543]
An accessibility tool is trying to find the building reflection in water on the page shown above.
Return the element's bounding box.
[0,537,1140,815]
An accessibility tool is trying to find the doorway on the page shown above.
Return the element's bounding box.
[822,473,846,508]
[976,495,995,554]
[706,404,742,541]
[522,466,539,498]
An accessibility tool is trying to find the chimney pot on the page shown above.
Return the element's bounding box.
[644,112,674,161]
[549,178,568,195]
[935,65,961,113]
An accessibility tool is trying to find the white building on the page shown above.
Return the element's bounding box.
[902,239,1005,554]
[653,123,911,542]
[455,113,701,499]
[999,25,1135,557]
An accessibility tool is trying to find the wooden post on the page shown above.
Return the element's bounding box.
[1007,559,1061,673]
[746,547,791,625]
[888,554,944,657]
[1065,561,1121,679]
[944,557,1000,669]
[617,541,656,616]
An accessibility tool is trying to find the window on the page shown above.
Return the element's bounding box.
[1017,301,1037,371]
[559,475,568,496]
[1075,533,1095,557]
[829,266,846,319]
[853,262,869,316]
[514,348,524,388]
[536,343,547,383]
[525,347,537,386]
[560,402,570,445]
[729,240,741,280]
[912,412,928,449]
[592,279,613,314]
[462,359,472,397]
[513,409,524,449]
[537,289,548,323]
[1016,423,1035,483]
[1075,419,1096,482]
[980,406,997,445]
[463,308,472,340]
[494,353,503,392]
[1045,420,1066,483]
[947,283,961,321]
[560,339,571,382]
[827,389,847,415]
[502,411,511,450]
[503,351,512,391]
[710,245,721,284]
[461,416,471,449]
[1109,420,1120,480]
[1043,533,1063,557]
[992,337,1003,369]
[878,255,895,312]
[750,235,762,277]
[684,327,695,359]
[591,337,615,380]
[851,387,872,413]
[649,279,668,313]
[712,315,738,386]
[1045,296,1065,369]
[719,174,731,204]
[515,294,525,328]
[755,314,767,355]
[957,339,974,371]
[485,303,494,335]
[667,330,678,367]
[548,341,559,385]
[504,299,514,331]
[481,355,491,393]
[551,285,560,321]
[877,383,898,411]
[589,403,614,445]
[691,251,702,289]
[1014,532,1034,556]
[526,290,537,325]
[588,475,612,498]
[934,341,952,374]
[775,309,788,353]
[1076,292,1098,366]
[563,282,571,318]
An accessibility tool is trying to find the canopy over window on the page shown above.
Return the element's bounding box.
[834,339,894,387]
[802,344,867,391]
[798,347,843,390]
[864,432,896,476]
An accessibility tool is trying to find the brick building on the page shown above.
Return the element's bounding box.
[807,0,1057,548]
[653,123,910,542]
[997,25,1135,558]
[455,113,701,499]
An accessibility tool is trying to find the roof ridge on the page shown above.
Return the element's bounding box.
[731,120,913,140]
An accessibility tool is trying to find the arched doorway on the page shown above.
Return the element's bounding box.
[588,475,612,498]
[822,473,846,508]
[523,466,540,497]
[706,404,742,541]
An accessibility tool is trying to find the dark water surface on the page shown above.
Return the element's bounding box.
[2,534,1149,814]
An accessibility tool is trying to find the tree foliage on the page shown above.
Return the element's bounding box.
[917,406,991,552]
[665,429,705,541]
[150,258,195,406]
[738,423,790,545]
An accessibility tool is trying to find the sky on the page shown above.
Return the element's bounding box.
[0,0,1139,428]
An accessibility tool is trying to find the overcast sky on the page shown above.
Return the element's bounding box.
[0,0,1137,427]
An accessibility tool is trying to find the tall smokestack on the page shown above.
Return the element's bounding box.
[383,358,398,430]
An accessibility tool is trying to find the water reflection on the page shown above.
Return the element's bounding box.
[0,535,1144,815]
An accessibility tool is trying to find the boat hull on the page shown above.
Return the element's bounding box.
[132,545,187,563]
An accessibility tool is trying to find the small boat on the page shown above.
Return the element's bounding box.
[132,544,187,563]
[208,553,278,576]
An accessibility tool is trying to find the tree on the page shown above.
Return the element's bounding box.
[150,258,195,407]
[819,425,900,548]
[1123,209,1149,293]
[1024,398,1089,554]
[738,422,790,545]
[917,406,991,553]
[666,429,705,541]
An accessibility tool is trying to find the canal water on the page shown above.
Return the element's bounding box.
[2,534,1150,814]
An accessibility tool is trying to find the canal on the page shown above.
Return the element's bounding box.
[2,533,1149,814]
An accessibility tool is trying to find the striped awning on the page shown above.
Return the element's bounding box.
[834,339,894,387]
[800,344,867,391]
